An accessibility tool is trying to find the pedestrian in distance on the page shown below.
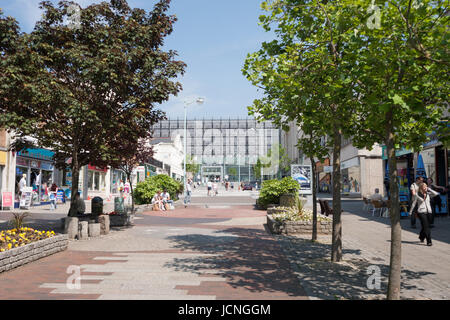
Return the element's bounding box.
[409,176,424,228]
[426,178,447,227]
[410,182,440,246]
[48,182,58,210]
[207,180,212,197]
[184,183,192,207]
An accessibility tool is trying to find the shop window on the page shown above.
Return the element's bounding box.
[88,171,94,190]
[94,172,100,191]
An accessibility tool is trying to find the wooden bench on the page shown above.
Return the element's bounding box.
[319,199,326,215]
[322,200,344,216]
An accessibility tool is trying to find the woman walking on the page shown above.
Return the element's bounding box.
[410,182,440,246]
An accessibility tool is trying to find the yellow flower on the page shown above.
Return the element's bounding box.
[7,243,12,249]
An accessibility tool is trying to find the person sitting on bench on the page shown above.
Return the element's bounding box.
[151,191,165,211]
[161,189,174,210]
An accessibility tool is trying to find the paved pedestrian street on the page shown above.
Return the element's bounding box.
[0,190,449,300]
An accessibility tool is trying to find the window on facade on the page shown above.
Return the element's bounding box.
[88,171,94,190]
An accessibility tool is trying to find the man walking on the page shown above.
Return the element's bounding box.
[184,181,192,207]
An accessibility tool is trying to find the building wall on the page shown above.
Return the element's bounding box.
[0,130,16,199]
[151,119,280,167]
[151,135,184,180]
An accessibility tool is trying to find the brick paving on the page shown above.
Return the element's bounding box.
[0,190,307,300]
[0,189,448,300]
[276,199,450,300]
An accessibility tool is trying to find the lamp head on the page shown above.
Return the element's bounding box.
[196,97,205,105]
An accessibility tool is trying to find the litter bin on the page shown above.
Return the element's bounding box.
[91,197,103,215]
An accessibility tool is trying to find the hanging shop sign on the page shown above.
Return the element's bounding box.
[381,146,412,160]
[40,162,54,171]
[341,157,360,170]
[16,157,29,167]
[17,148,54,161]
[88,164,108,172]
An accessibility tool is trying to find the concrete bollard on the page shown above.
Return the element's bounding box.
[98,215,110,235]
[78,221,89,240]
[64,217,79,240]
[88,223,101,237]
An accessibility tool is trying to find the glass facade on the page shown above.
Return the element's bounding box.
[151,119,280,182]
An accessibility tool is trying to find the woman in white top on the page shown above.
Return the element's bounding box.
[410,183,440,246]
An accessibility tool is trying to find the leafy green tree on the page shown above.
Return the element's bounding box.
[296,122,330,241]
[346,0,449,299]
[243,0,363,262]
[182,155,201,176]
[0,0,186,217]
[227,167,238,179]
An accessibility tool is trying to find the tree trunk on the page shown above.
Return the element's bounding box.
[331,124,342,262]
[386,110,402,300]
[310,156,318,242]
[127,171,135,215]
[68,149,80,217]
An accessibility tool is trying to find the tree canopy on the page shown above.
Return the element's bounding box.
[0,0,186,216]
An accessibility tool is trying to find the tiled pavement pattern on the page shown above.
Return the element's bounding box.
[1,189,449,300]
[276,200,450,300]
[0,201,308,299]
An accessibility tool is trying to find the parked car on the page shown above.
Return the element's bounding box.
[242,183,253,191]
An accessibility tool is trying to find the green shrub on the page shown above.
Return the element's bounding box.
[133,175,183,205]
[258,177,300,209]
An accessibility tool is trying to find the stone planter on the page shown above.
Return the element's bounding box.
[0,234,68,273]
[267,214,332,235]
[267,207,290,215]
[109,213,134,227]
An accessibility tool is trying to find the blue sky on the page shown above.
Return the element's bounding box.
[0,0,275,119]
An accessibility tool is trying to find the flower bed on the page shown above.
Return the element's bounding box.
[267,207,332,235]
[0,227,55,252]
[0,228,68,273]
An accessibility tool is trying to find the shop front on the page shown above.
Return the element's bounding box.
[0,151,5,192]
[316,158,331,193]
[15,148,55,207]
[418,143,449,216]
[87,165,109,198]
[382,142,449,216]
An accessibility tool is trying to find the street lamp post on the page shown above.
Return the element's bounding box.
[183,97,204,201]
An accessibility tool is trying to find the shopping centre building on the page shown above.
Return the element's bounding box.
[151,118,281,182]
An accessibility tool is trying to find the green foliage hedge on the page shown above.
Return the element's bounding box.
[257,177,300,208]
[133,175,183,205]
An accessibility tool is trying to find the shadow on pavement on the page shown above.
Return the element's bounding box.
[275,235,436,299]
[164,225,436,299]
[164,227,307,298]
